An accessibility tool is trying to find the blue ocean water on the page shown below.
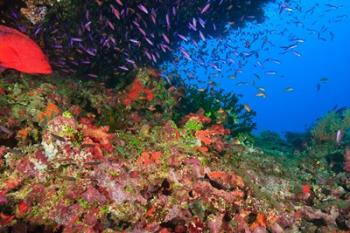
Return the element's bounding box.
[164,0,350,135]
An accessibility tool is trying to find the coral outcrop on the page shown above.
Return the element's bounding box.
[0,69,350,232]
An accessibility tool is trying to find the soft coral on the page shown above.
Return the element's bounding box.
[80,116,114,159]
[123,78,154,105]
[195,124,230,152]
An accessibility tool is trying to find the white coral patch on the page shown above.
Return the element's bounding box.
[42,141,58,160]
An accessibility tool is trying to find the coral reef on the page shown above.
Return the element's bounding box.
[1,69,350,233]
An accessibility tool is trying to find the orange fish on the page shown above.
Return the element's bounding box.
[0,25,52,74]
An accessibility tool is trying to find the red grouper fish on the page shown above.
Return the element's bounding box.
[0,25,52,74]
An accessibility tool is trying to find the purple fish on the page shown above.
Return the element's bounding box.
[126,58,135,64]
[177,33,188,41]
[137,26,146,36]
[138,4,149,14]
[118,65,129,71]
[145,37,154,46]
[179,47,191,60]
[129,39,141,46]
[144,50,152,60]
[87,74,98,78]
[192,18,197,28]
[110,5,121,19]
[151,12,157,24]
[166,14,170,29]
[84,21,92,31]
[162,33,170,44]
[34,27,42,37]
[106,20,115,30]
[199,31,206,41]
[115,0,123,6]
[198,17,206,28]
[201,3,211,14]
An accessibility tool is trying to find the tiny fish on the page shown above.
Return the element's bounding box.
[285,87,294,92]
[265,71,277,76]
[162,33,170,44]
[292,38,305,43]
[336,130,343,145]
[281,43,298,50]
[199,31,206,41]
[177,33,188,41]
[166,14,171,29]
[137,4,149,14]
[118,65,129,71]
[236,81,249,86]
[257,87,265,92]
[115,0,123,6]
[292,51,302,57]
[244,104,251,112]
[87,73,98,78]
[256,92,266,98]
[201,3,211,14]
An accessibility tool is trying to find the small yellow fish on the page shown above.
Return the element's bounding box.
[256,92,266,98]
[229,75,236,79]
[198,88,205,92]
[244,104,251,112]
